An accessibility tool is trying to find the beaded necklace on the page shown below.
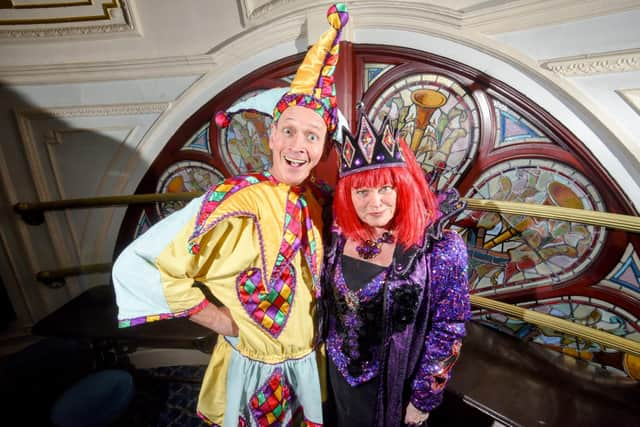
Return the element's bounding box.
[355,231,395,259]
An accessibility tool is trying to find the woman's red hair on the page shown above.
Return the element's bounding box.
[334,139,438,248]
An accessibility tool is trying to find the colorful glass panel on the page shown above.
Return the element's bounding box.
[133,210,152,238]
[493,99,551,147]
[155,160,224,218]
[457,159,606,292]
[600,243,640,299]
[363,63,395,90]
[280,73,297,85]
[219,110,273,175]
[474,296,640,380]
[368,74,479,190]
[180,123,211,154]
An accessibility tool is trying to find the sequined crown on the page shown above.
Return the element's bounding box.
[336,104,406,177]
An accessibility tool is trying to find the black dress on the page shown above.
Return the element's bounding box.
[326,255,386,427]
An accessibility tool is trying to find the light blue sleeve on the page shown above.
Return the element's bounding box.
[112,195,205,321]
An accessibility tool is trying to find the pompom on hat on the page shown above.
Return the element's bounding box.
[215,3,349,143]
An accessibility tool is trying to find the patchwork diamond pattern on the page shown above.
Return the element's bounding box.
[188,173,269,254]
[237,190,319,337]
[237,267,294,337]
[249,368,291,427]
[186,173,320,338]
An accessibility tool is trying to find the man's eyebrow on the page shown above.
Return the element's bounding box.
[282,116,324,130]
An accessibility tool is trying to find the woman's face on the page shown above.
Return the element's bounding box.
[351,184,397,229]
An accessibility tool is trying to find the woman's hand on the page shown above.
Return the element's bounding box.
[405,402,429,425]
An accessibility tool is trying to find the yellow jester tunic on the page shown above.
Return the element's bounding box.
[112,172,328,427]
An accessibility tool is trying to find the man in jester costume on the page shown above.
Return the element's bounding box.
[112,4,349,426]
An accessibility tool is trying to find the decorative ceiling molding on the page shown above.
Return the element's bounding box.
[460,0,640,33]
[0,55,216,84]
[239,0,298,25]
[541,49,640,76]
[0,0,139,40]
[238,0,640,33]
[207,13,306,58]
[240,0,460,28]
[16,102,170,119]
[0,0,119,25]
[617,89,640,116]
[0,22,135,40]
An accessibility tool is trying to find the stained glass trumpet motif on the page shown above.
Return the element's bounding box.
[409,89,447,152]
[482,181,585,250]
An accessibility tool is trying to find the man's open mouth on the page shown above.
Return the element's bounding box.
[284,155,308,168]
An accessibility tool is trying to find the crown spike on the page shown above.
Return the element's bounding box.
[336,103,407,177]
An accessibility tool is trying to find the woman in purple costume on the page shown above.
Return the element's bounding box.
[322,106,471,426]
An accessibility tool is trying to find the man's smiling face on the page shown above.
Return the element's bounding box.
[268,106,327,186]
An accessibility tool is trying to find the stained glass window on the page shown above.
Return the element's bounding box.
[116,45,640,381]
[368,74,479,190]
[458,159,605,292]
[181,123,211,154]
[218,111,272,175]
[493,99,551,147]
[363,63,395,90]
[155,160,224,218]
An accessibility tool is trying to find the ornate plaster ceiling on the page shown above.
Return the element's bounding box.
[0,0,138,39]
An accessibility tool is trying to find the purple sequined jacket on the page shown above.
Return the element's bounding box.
[321,190,472,426]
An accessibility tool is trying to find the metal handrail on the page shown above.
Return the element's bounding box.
[13,192,640,233]
[471,295,640,358]
[13,193,201,225]
[464,199,640,233]
[36,263,113,288]
[14,192,201,211]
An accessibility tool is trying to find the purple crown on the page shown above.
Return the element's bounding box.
[336,104,406,177]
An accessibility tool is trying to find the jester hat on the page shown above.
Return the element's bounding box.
[215,3,349,143]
